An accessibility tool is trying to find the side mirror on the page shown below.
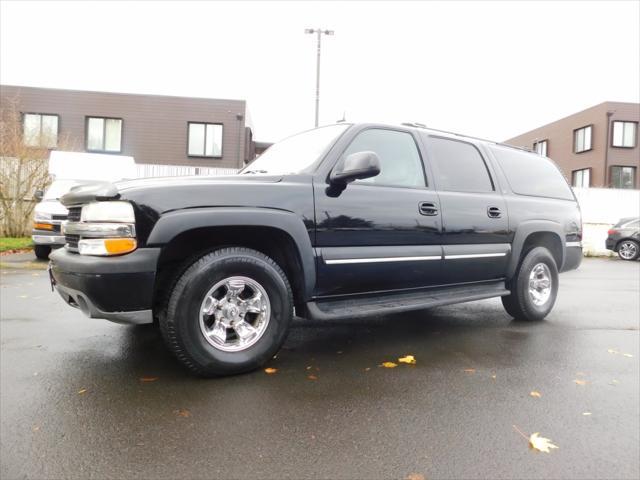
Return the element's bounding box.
[34,189,44,202]
[330,151,381,186]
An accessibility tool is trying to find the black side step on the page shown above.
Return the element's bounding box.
[306,282,510,321]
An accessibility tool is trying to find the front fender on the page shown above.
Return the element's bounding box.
[147,207,316,297]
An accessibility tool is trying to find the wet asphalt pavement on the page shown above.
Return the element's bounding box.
[1,257,639,480]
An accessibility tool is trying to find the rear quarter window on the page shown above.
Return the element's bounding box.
[490,145,574,200]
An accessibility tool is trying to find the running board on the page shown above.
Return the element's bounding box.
[306,282,510,321]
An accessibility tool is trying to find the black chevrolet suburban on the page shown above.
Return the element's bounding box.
[50,123,582,376]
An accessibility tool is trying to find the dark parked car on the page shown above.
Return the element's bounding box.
[49,123,583,376]
[606,217,640,260]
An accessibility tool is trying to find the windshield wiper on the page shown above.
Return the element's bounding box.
[243,169,268,174]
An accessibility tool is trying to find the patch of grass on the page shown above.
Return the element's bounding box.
[0,237,33,252]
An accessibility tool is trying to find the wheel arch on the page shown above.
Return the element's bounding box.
[148,208,316,305]
[508,221,565,279]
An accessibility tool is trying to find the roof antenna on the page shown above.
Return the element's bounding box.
[337,111,346,123]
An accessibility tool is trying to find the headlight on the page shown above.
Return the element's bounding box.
[81,201,135,223]
[34,212,52,222]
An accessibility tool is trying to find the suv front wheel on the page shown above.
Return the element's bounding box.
[160,247,293,377]
[502,246,559,321]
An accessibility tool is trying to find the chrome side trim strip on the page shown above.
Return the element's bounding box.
[444,253,507,260]
[325,255,441,265]
[566,242,582,248]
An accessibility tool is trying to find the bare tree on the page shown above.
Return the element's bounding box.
[0,95,74,236]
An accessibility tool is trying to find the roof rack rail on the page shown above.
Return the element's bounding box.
[401,122,531,152]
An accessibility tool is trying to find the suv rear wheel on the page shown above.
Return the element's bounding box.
[160,247,293,377]
[617,240,639,261]
[502,246,558,321]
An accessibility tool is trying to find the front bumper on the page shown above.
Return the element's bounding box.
[49,247,161,324]
[32,229,65,246]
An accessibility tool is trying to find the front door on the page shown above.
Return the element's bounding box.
[314,127,443,297]
[422,135,510,284]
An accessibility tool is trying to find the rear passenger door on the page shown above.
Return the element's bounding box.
[422,135,510,284]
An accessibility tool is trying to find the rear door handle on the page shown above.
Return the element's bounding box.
[487,206,502,218]
[419,202,439,216]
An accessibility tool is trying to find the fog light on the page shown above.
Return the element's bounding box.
[34,222,54,231]
[78,238,137,256]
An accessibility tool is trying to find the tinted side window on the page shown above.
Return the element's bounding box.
[427,137,494,193]
[490,145,574,200]
[341,129,425,188]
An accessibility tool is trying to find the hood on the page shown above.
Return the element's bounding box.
[60,174,284,207]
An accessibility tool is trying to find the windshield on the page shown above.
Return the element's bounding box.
[241,124,350,175]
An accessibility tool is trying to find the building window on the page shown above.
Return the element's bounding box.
[86,117,122,152]
[23,113,58,148]
[533,139,548,156]
[572,168,590,188]
[610,166,636,189]
[188,122,223,157]
[574,125,592,153]
[612,121,637,148]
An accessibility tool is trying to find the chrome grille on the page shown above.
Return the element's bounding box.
[67,207,82,222]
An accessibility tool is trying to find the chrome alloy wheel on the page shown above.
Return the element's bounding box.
[528,263,552,306]
[618,241,638,260]
[199,276,271,352]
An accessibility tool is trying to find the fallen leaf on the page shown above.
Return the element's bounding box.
[582,412,592,416]
[364,367,371,372]
[463,368,476,374]
[574,379,587,386]
[405,474,426,480]
[530,391,542,398]
[139,376,159,383]
[174,409,191,418]
[307,374,318,381]
[32,426,40,432]
[264,367,278,374]
[622,353,634,358]
[609,379,619,386]
[306,366,312,370]
[491,374,497,379]
[380,362,398,368]
[77,388,87,395]
[398,355,416,365]
[529,432,559,453]
[18,295,28,298]
[607,348,619,354]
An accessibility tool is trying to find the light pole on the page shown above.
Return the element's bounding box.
[305,28,334,127]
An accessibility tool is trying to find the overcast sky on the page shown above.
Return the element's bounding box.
[1,0,638,142]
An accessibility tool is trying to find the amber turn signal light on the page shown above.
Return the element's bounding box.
[34,222,54,231]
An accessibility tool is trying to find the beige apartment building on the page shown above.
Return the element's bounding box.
[505,102,640,189]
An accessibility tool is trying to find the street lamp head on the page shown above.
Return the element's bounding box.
[305,28,315,34]
[324,30,334,35]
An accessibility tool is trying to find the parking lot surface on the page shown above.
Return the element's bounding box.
[1,257,638,479]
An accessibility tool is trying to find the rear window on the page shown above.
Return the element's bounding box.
[490,145,574,200]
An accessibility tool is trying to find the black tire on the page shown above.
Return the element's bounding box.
[502,246,559,321]
[34,245,51,260]
[616,240,639,261]
[159,247,293,377]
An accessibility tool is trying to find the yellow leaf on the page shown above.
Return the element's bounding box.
[530,391,542,398]
[398,355,416,365]
[380,362,398,368]
[405,474,426,480]
[582,412,592,416]
[174,409,191,418]
[491,374,497,379]
[264,367,278,374]
[622,353,634,358]
[32,425,40,432]
[463,368,476,374]
[307,374,318,381]
[140,376,159,383]
[77,388,87,395]
[574,379,587,385]
[529,432,559,453]
[607,348,619,354]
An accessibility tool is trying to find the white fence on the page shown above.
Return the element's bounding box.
[135,164,238,178]
[572,187,640,255]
